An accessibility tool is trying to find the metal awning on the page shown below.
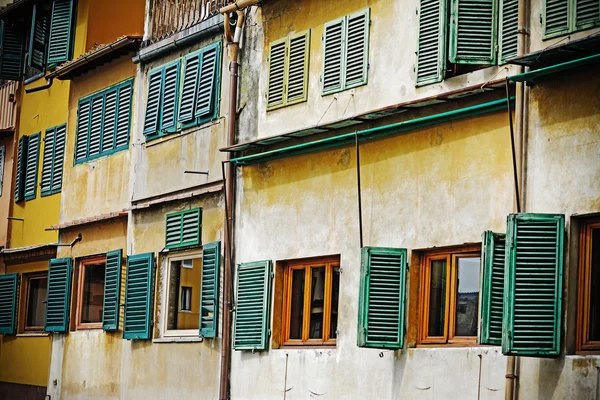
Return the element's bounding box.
[509,52,600,83]
[508,32,600,68]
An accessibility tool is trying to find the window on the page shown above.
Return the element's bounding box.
[75,79,133,164]
[14,133,40,202]
[76,257,106,329]
[416,0,518,86]
[40,124,66,196]
[267,31,310,110]
[543,0,600,39]
[124,253,154,340]
[419,245,481,345]
[282,257,340,346]
[21,275,48,332]
[143,42,221,140]
[577,217,600,352]
[165,208,202,250]
[322,9,370,95]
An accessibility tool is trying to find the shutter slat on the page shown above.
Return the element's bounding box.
[195,45,219,118]
[115,83,132,148]
[75,100,90,161]
[575,0,600,28]
[47,0,75,64]
[123,253,154,340]
[143,70,163,136]
[51,124,66,193]
[24,133,40,200]
[499,0,518,63]
[103,249,123,331]
[417,0,446,85]
[450,0,497,64]
[161,62,180,132]
[544,0,570,37]
[479,231,505,345]
[101,90,117,153]
[323,18,345,95]
[200,241,220,338]
[267,39,287,109]
[40,127,55,195]
[178,54,200,123]
[45,258,73,332]
[88,97,103,157]
[344,9,369,88]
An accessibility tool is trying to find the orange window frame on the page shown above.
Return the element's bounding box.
[75,256,107,330]
[282,257,339,347]
[577,218,600,353]
[20,274,48,332]
[418,246,481,346]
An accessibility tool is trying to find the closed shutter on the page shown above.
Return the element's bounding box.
[575,0,600,29]
[0,20,25,81]
[322,18,345,95]
[28,3,49,71]
[358,247,407,349]
[88,96,103,157]
[200,241,220,338]
[416,0,447,85]
[344,9,369,89]
[47,0,75,64]
[143,69,163,136]
[479,231,505,345]
[75,100,90,162]
[543,0,570,37]
[123,253,154,340]
[24,133,40,201]
[101,89,117,153]
[102,249,123,331]
[160,61,180,133]
[498,0,518,63]
[115,82,132,149]
[286,31,310,105]
[51,124,65,193]
[40,127,55,196]
[195,44,219,119]
[179,53,200,123]
[266,39,286,109]
[45,258,73,332]
[0,145,4,196]
[233,260,273,351]
[503,213,565,357]
[450,0,498,64]
[0,273,18,335]
[14,136,27,202]
[165,208,202,250]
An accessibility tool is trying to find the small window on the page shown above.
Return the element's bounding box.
[577,217,600,352]
[23,275,48,332]
[419,246,481,345]
[76,257,106,329]
[165,255,202,335]
[282,257,340,346]
[181,286,192,312]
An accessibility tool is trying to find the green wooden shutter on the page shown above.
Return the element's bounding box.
[123,253,154,340]
[28,3,49,71]
[357,247,407,349]
[233,260,273,351]
[14,136,27,202]
[575,0,600,29]
[103,249,123,331]
[51,124,65,193]
[75,100,90,162]
[165,208,202,250]
[200,241,220,338]
[449,0,498,64]
[160,61,180,133]
[88,96,103,157]
[101,89,117,153]
[24,133,40,201]
[115,82,132,149]
[45,258,73,332]
[178,53,200,123]
[286,31,310,105]
[498,0,518,63]
[0,273,19,335]
[40,127,55,196]
[479,231,505,345]
[195,44,219,119]
[344,9,370,89]
[543,0,570,38]
[416,0,447,85]
[267,38,287,109]
[322,18,345,95]
[503,213,565,357]
[47,0,75,64]
[143,69,163,136]
[0,20,25,81]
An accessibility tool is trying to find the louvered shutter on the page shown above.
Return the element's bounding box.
[51,124,65,193]
[322,18,345,95]
[543,0,570,37]
[200,241,220,338]
[75,100,90,162]
[344,9,369,89]
[123,253,154,340]
[24,133,40,201]
[88,96,103,157]
[179,53,200,123]
[503,213,565,357]
[102,89,117,153]
[165,208,202,249]
[498,0,518,63]
[449,0,498,64]
[47,0,75,64]
[233,260,273,351]
[45,258,73,332]
[161,62,180,133]
[115,82,132,149]
[0,273,18,335]
[28,4,49,71]
[416,0,447,85]
[267,39,287,109]
[479,231,505,345]
[14,136,27,202]
[286,31,310,105]
[40,127,55,196]
[103,249,123,331]
[0,145,5,196]
[358,247,407,349]
[195,45,219,119]
[0,20,25,81]
[143,69,162,136]
[575,0,600,29]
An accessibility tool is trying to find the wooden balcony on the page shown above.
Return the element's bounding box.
[0,81,17,132]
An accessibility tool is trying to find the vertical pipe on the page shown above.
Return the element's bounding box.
[355,132,363,249]
[505,79,521,213]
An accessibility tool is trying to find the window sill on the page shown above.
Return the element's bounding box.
[153,336,204,343]
[416,343,484,348]
[16,332,50,337]
[144,118,222,149]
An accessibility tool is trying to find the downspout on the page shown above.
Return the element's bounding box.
[24,77,53,94]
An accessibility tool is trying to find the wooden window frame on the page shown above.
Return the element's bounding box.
[75,256,107,330]
[418,245,481,346]
[281,256,339,347]
[20,273,48,333]
[577,217,600,353]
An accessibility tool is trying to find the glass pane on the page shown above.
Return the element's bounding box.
[454,257,480,337]
[167,258,201,330]
[428,259,447,337]
[26,277,47,328]
[309,267,326,339]
[289,269,305,340]
[589,228,600,341]
[329,267,340,340]
[81,263,106,324]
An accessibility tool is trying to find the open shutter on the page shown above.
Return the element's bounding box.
[28,3,49,71]
[503,213,564,357]
[286,31,310,105]
[165,208,201,250]
[40,127,55,196]
[543,0,570,38]
[416,0,447,85]
[344,9,370,89]
[575,0,600,29]
[24,133,40,201]
[233,260,273,351]
[322,18,345,95]
[160,61,180,133]
[358,247,407,349]
[115,82,132,149]
[123,253,154,340]
[143,69,163,136]
[195,44,219,119]
[449,0,498,64]
[75,100,90,162]
[200,241,220,338]
[47,0,75,64]
[0,20,25,81]
[0,145,5,196]
[479,231,505,345]
[14,136,27,202]
[101,89,117,153]
[0,273,19,335]
[498,0,518,63]
[267,38,287,109]
[45,258,73,332]
[179,53,200,123]
[88,96,103,158]
[103,249,123,331]
[51,124,65,193]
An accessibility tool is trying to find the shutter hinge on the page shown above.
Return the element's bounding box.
[406,262,409,272]
[270,272,275,279]
[268,329,272,337]
[539,14,543,24]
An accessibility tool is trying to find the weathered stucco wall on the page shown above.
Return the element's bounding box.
[85,0,145,51]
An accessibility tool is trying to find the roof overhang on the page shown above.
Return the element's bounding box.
[2,242,57,265]
[46,211,128,231]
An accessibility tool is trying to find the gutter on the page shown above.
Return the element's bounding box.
[508,53,600,83]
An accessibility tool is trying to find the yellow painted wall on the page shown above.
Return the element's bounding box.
[0,136,14,247]
[86,0,145,50]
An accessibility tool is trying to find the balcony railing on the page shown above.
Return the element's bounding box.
[0,81,17,131]
[149,0,228,43]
